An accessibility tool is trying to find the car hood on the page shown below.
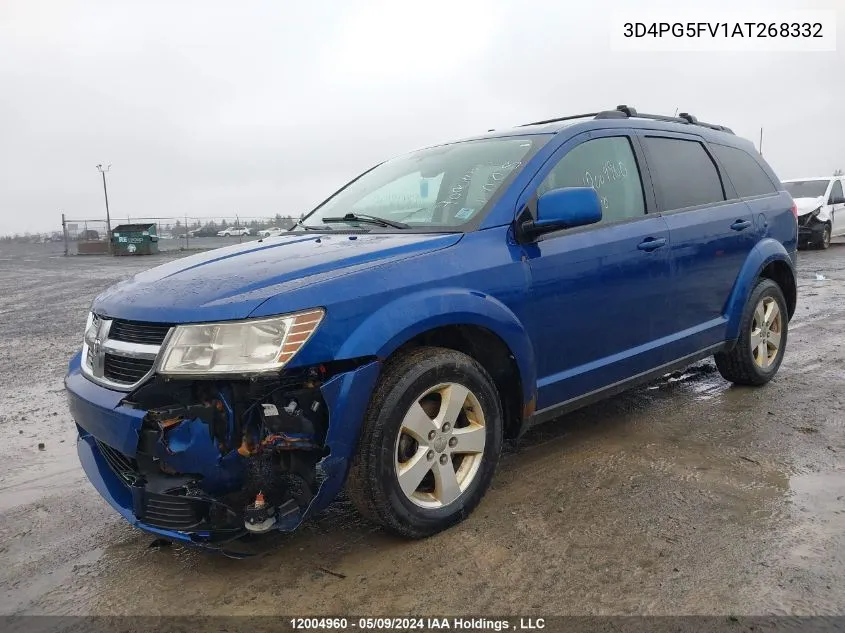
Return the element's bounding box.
[93,232,462,323]
[793,196,825,216]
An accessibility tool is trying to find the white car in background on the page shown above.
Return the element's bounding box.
[783,177,845,250]
[258,227,284,237]
[217,227,251,237]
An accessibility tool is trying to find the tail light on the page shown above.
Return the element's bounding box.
[790,202,798,220]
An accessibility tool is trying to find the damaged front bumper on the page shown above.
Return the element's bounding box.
[797,213,827,245]
[65,352,380,548]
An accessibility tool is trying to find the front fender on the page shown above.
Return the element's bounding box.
[816,206,832,223]
[724,238,796,340]
[336,288,536,408]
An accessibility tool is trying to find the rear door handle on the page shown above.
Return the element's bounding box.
[637,237,667,251]
[731,219,752,231]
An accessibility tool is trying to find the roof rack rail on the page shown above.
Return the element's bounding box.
[612,104,638,117]
[518,104,734,134]
[612,105,735,133]
[517,112,603,127]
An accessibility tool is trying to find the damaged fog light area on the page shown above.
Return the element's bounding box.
[115,363,343,539]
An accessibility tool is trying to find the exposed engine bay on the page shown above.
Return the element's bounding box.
[117,362,360,540]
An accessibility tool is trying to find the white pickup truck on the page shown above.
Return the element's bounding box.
[783,176,845,249]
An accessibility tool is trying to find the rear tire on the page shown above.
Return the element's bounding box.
[347,347,503,538]
[714,278,788,386]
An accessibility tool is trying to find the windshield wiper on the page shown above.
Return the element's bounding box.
[292,220,328,231]
[321,213,410,230]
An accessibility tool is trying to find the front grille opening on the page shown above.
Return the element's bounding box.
[141,492,206,530]
[103,353,155,384]
[95,439,139,485]
[799,214,817,228]
[108,319,172,345]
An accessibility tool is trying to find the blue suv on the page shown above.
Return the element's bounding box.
[65,105,798,546]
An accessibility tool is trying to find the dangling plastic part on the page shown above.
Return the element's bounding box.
[244,490,276,533]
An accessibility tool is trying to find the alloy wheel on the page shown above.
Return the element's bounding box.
[750,296,782,368]
[394,382,486,508]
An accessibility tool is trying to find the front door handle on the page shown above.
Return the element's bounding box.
[637,237,667,251]
[731,219,752,231]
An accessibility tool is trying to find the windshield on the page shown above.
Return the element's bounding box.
[299,136,545,231]
[784,180,829,199]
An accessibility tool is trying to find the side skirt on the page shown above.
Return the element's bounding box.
[524,343,728,432]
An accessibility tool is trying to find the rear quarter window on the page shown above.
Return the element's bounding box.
[643,136,725,211]
[710,143,777,198]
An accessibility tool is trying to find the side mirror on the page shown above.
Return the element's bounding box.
[520,187,602,240]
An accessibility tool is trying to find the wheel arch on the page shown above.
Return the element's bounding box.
[335,289,537,438]
[393,325,525,439]
[758,259,797,319]
[725,238,797,340]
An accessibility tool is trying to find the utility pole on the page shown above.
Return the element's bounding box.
[61,212,68,257]
[96,164,112,250]
[759,128,764,155]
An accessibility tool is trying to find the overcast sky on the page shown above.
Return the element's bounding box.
[0,0,843,235]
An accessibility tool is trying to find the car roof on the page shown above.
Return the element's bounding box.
[426,107,746,150]
[482,117,736,140]
[782,177,835,182]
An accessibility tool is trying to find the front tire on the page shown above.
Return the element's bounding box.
[817,223,832,249]
[347,347,503,538]
[714,278,788,386]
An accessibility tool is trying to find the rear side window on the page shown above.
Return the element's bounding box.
[643,137,725,211]
[710,144,777,198]
[538,136,645,224]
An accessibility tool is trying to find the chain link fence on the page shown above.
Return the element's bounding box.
[58,215,298,255]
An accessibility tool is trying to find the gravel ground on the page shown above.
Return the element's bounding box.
[0,239,843,617]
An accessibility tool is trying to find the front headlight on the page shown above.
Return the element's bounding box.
[159,308,324,375]
[83,312,100,345]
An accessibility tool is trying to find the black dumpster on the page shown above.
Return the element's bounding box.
[111,223,159,256]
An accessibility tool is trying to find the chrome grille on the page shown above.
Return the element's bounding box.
[109,320,171,345]
[82,314,169,391]
[103,353,155,384]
